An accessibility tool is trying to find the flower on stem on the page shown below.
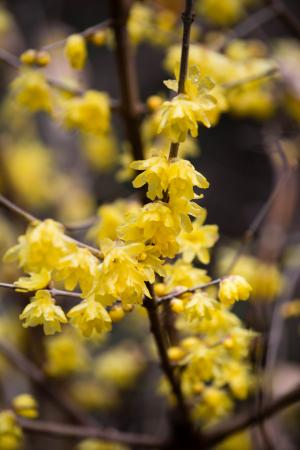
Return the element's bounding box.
[14,268,51,291]
[67,295,112,338]
[19,290,67,335]
[64,34,87,70]
[157,65,217,143]
[218,275,252,306]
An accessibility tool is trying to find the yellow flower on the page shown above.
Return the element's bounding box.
[12,394,38,419]
[63,90,110,135]
[14,268,51,292]
[218,275,252,306]
[128,3,153,45]
[64,34,87,70]
[120,201,181,258]
[131,155,209,203]
[184,291,219,321]
[96,240,164,305]
[0,410,23,450]
[178,210,219,263]
[88,200,141,246]
[4,219,76,273]
[19,290,67,335]
[67,295,112,338]
[10,69,52,113]
[157,66,217,142]
[163,259,211,293]
[55,247,99,296]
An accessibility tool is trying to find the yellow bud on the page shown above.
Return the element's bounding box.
[12,393,38,419]
[167,346,185,361]
[193,382,205,394]
[36,51,51,66]
[155,283,167,296]
[20,49,36,65]
[224,337,233,349]
[181,337,199,350]
[147,95,163,111]
[123,303,134,313]
[64,34,87,70]
[109,306,125,322]
[89,30,107,46]
[170,298,184,314]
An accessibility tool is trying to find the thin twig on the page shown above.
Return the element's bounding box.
[204,383,300,447]
[0,282,82,299]
[169,0,195,160]
[223,68,279,90]
[224,171,289,274]
[0,340,94,425]
[18,417,167,448]
[156,278,222,305]
[42,19,112,51]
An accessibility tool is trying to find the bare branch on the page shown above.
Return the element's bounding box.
[18,416,167,448]
[156,278,222,305]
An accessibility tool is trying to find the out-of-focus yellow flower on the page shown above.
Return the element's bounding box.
[88,200,141,246]
[214,431,252,450]
[64,34,87,69]
[218,275,252,306]
[67,295,112,338]
[3,141,58,209]
[197,0,246,26]
[157,66,217,142]
[94,345,145,389]
[178,209,219,264]
[0,410,23,450]
[69,379,118,411]
[220,253,283,301]
[45,331,90,376]
[63,90,110,135]
[10,69,53,113]
[226,39,268,61]
[12,394,38,419]
[163,259,211,293]
[81,132,117,171]
[193,387,233,422]
[19,290,67,335]
[128,3,153,44]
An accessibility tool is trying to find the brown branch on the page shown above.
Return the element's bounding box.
[110,0,144,162]
[204,383,300,447]
[0,340,94,425]
[156,278,222,305]
[169,0,195,160]
[18,417,167,448]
